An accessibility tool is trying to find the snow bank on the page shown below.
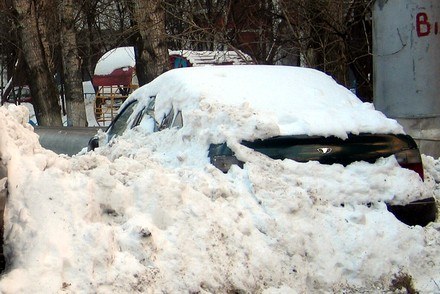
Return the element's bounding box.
[0,105,438,293]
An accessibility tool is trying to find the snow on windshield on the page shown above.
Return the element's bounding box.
[0,66,438,293]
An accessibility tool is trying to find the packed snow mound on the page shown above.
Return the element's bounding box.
[127,65,404,140]
[0,105,438,293]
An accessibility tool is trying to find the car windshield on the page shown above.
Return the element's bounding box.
[106,100,138,140]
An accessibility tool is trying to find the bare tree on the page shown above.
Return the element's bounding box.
[163,0,373,100]
[278,0,373,101]
[75,0,133,80]
[58,0,87,126]
[128,0,169,85]
[1,0,374,128]
[163,0,283,63]
[0,1,20,104]
[11,0,62,126]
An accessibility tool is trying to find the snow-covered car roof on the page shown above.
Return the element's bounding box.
[125,65,403,141]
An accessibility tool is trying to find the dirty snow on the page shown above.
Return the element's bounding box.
[0,66,438,293]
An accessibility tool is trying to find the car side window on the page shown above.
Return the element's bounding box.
[145,97,156,118]
[137,97,158,133]
[137,97,183,132]
[158,108,184,130]
[172,111,183,128]
[159,107,175,130]
[107,100,138,140]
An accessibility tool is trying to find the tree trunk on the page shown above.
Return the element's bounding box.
[38,0,58,75]
[59,0,87,126]
[130,0,169,85]
[12,0,62,126]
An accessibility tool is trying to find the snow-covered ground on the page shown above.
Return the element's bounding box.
[0,105,438,293]
[0,65,439,293]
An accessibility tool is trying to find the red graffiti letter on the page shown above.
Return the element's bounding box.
[417,12,431,37]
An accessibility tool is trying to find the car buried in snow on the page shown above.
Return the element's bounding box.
[88,65,437,227]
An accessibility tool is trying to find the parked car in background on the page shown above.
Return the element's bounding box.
[88,65,437,226]
[4,86,32,104]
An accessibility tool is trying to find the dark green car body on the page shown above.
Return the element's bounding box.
[209,133,437,227]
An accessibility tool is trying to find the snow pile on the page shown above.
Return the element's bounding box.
[0,104,438,293]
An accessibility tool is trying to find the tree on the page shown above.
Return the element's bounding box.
[129,0,169,85]
[59,0,87,126]
[278,0,373,101]
[163,0,285,63]
[2,0,374,127]
[11,0,62,126]
[163,0,373,101]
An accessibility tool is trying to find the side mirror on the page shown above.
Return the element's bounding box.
[87,136,99,151]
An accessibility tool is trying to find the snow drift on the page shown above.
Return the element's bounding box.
[0,103,438,293]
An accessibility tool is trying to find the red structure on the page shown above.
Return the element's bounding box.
[92,67,135,87]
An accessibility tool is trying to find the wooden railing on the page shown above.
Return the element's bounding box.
[94,84,138,126]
